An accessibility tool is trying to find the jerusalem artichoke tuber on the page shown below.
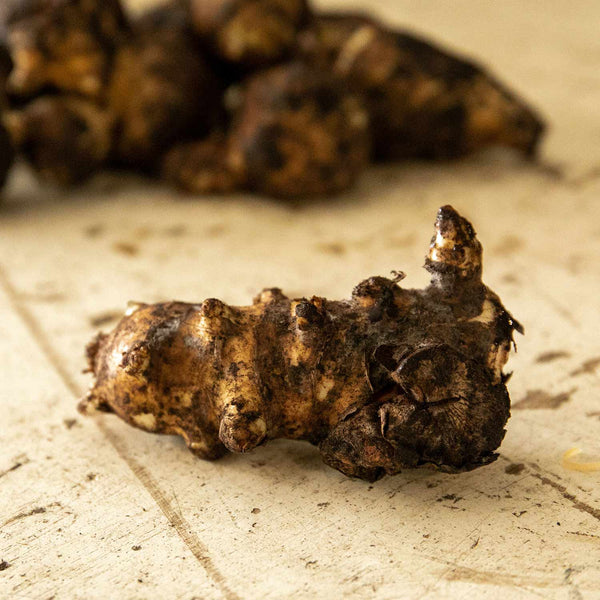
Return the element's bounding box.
[4,95,114,185]
[81,206,522,481]
[108,4,224,170]
[227,61,370,198]
[0,0,129,99]
[0,2,548,199]
[163,61,370,198]
[299,13,545,160]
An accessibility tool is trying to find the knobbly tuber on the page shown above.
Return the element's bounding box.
[0,0,129,99]
[108,4,223,170]
[226,61,370,198]
[4,96,113,185]
[81,206,522,481]
[163,62,370,197]
[188,0,309,68]
[299,13,545,160]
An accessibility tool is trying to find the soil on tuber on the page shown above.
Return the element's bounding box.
[162,133,242,194]
[4,95,113,185]
[108,3,224,171]
[165,61,370,198]
[0,0,129,99]
[299,12,545,161]
[81,206,522,481]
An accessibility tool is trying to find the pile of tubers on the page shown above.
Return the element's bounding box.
[0,0,545,198]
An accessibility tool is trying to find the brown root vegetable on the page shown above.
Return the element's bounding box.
[108,5,223,170]
[0,0,129,99]
[188,0,309,68]
[5,96,113,185]
[227,62,370,198]
[162,134,242,194]
[81,206,521,481]
[299,13,545,160]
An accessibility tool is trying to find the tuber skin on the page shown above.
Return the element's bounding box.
[299,13,545,161]
[0,0,129,99]
[108,4,224,171]
[163,61,371,198]
[81,206,522,482]
[161,133,243,194]
[188,0,310,68]
[4,96,113,186]
[227,61,370,198]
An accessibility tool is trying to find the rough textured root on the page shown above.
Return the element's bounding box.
[83,206,521,480]
[108,4,224,171]
[227,61,371,198]
[427,204,483,278]
[4,96,114,185]
[0,0,129,99]
[162,61,371,198]
[188,0,310,68]
[298,12,545,161]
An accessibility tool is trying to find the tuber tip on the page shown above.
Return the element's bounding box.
[426,205,482,281]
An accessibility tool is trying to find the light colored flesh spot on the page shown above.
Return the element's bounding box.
[179,391,193,408]
[336,26,376,73]
[288,342,312,367]
[196,315,217,341]
[349,108,369,130]
[289,346,300,366]
[429,247,442,263]
[171,428,210,454]
[316,377,336,401]
[429,229,480,270]
[432,229,456,250]
[469,299,497,325]
[248,417,267,438]
[133,413,156,431]
[188,440,209,452]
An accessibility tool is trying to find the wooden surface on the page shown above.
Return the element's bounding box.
[1,1,600,598]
